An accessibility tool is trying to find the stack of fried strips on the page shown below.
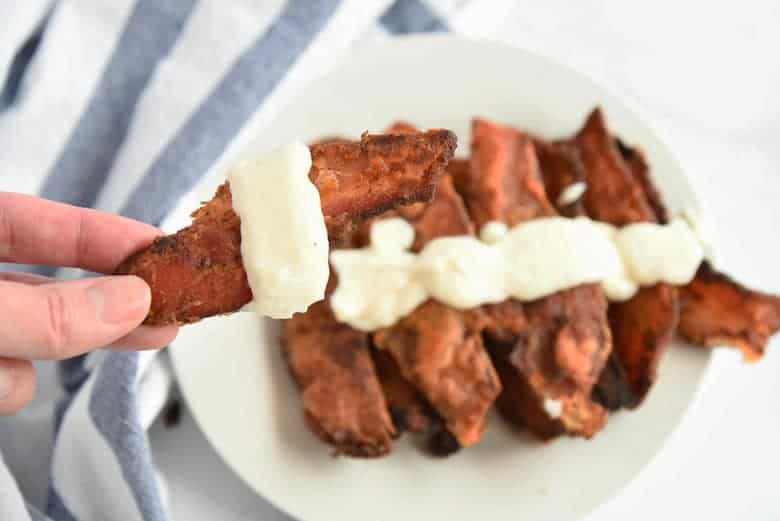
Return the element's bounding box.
[118,116,780,458]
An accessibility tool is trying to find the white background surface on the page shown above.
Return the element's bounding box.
[4,1,780,520]
[150,3,780,520]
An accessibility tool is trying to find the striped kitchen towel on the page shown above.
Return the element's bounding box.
[0,1,469,520]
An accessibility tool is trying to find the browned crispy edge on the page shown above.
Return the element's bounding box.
[678,262,780,361]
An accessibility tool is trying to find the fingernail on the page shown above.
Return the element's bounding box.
[0,364,14,400]
[87,276,151,324]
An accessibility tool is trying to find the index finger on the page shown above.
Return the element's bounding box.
[0,192,161,273]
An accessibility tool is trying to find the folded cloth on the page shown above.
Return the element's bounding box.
[0,1,454,520]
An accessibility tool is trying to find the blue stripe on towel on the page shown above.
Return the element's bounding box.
[119,0,342,226]
[0,3,56,111]
[89,352,165,521]
[380,0,448,34]
[38,0,198,211]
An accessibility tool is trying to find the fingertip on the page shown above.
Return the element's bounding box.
[88,275,152,327]
[124,274,152,308]
[126,274,153,322]
[0,358,36,415]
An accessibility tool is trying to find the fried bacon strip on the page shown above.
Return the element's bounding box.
[454,119,555,224]
[370,348,435,434]
[308,123,454,449]
[373,174,501,448]
[281,298,395,457]
[570,108,678,409]
[573,110,656,227]
[678,262,780,361]
[603,285,678,408]
[533,140,588,218]
[117,130,457,325]
[375,302,499,447]
[613,125,780,363]
[337,124,465,447]
[455,118,611,439]
[614,138,669,224]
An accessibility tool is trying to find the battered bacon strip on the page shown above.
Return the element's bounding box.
[678,262,780,361]
[374,302,499,447]
[336,123,460,447]
[456,118,611,439]
[454,119,555,224]
[370,348,435,435]
[373,174,501,448]
[570,108,678,409]
[281,298,395,457]
[535,129,638,412]
[614,138,669,224]
[603,285,678,408]
[573,110,656,227]
[117,130,457,325]
[611,126,780,363]
[533,140,588,218]
[315,123,457,449]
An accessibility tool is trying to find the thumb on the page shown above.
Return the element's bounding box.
[0,276,151,360]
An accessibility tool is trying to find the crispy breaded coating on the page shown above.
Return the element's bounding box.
[609,124,780,364]
[605,285,679,407]
[455,118,556,224]
[574,109,656,227]
[372,174,500,448]
[117,130,457,325]
[335,127,487,447]
[281,299,395,457]
[298,121,451,448]
[571,108,678,409]
[534,140,588,218]
[489,286,612,439]
[459,118,611,440]
[371,347,435,435]
[614,138,669,224]
[374,302,500,447]
[313,130,457,231]
[491,341,607,440]
[679,262,780,361]
[397,173,476,250]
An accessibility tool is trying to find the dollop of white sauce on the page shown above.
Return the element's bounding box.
[542,398,563,419]
[557,181,587,206]
[330,215,704,332]
[227,142,328,319]
[479,221,509,244]
[615,219,703,286]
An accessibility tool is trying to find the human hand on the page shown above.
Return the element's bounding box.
[0,192,178,414]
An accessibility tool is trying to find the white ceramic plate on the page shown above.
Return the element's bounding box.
[168,35,711,521]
